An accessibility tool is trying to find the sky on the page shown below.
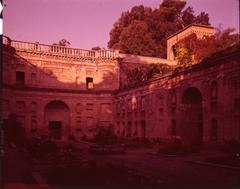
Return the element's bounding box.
[3,0,239,50]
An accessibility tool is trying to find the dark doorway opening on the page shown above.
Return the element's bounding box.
[48,121,62,139]
[86,77,93,89]
[16,71,25,85]
[181,87,203,146]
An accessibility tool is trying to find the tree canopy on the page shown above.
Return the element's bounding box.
[52,39,71,47]
[108,0,210,58]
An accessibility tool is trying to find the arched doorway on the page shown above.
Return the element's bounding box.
[181,87,203,146]
[44,101,70,140]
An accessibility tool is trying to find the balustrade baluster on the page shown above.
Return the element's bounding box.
[5,39,116,58]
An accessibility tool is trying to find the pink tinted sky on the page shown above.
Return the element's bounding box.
[3,0,239,49]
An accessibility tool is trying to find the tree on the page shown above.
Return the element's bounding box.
[91,46,102,51]
[108,0,210,58]
[118,20,157,56]
[181,7,195,27]
[52,39,71,47]
[93,126,118,145]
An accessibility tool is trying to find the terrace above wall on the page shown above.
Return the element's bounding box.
[3,36,177,66]
[3,36,117,59]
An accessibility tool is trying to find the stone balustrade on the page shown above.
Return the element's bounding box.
[3,36,117,58]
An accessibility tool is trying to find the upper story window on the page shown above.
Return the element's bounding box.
[16,71,25,85]
[86,77,93,90]
[172,45,177,59]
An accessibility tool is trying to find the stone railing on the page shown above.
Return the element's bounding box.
[3,36,117,58]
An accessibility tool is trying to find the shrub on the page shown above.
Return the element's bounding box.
[93,126,118,145]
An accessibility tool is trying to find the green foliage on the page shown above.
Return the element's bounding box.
[119,20,157,56]
[175,27,240,63]
[91,46,102,51]
[175,47,193,67]
[108,0,210,58]
[52,39,71,47]
[126,63,173,86]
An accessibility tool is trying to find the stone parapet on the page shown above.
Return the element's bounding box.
[3,36,117,59]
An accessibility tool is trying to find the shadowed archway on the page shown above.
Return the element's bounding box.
[44,100,70,140]
[180,87,203,146]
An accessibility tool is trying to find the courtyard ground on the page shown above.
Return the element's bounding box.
[2,141,240,189]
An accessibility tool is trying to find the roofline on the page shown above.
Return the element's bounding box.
[166,23,214,40]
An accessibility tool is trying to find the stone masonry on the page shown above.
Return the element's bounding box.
[2,24,240,145]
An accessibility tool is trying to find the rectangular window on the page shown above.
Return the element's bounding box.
[76,120,81,132]
[86,103,94,110]
[16,71,25,85]
[86,77,93,89]
[234,98,240,112]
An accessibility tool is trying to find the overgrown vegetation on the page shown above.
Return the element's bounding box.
[124,63,173,88]
[174,28,240,65]
[108,0,210,57]
[52,39,71,47]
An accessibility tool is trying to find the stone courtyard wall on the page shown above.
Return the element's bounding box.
[2,36,240,144]
[114,47,240,143]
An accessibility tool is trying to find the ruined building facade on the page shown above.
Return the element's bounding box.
[2,24,240,145]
